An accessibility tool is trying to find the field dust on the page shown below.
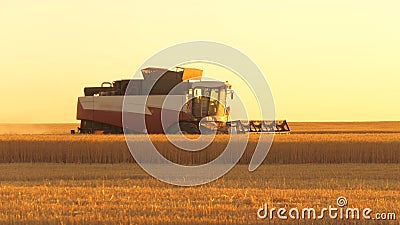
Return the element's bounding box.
[1,121,399,134]
[0,123,78,135]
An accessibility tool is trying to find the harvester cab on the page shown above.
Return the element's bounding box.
[190,81,230,122]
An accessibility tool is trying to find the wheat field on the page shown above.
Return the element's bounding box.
[0,132,399,164]
[0,122,399,224]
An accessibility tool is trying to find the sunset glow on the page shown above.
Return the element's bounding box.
[1,0,399,123]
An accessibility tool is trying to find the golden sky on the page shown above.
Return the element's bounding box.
[0,0,399,123]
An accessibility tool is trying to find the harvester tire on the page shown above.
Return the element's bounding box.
[167,122,200,134]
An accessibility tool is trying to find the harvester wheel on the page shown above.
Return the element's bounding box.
[167,122,200,134]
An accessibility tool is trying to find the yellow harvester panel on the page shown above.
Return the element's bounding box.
[183,68,203,81]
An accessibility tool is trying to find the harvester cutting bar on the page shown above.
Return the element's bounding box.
[228,120,290,133]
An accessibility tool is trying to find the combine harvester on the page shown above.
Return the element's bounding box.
[74,67,290,134]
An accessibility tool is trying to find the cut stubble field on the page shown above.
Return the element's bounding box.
[0,122,399,224]
[1,164,399,225]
